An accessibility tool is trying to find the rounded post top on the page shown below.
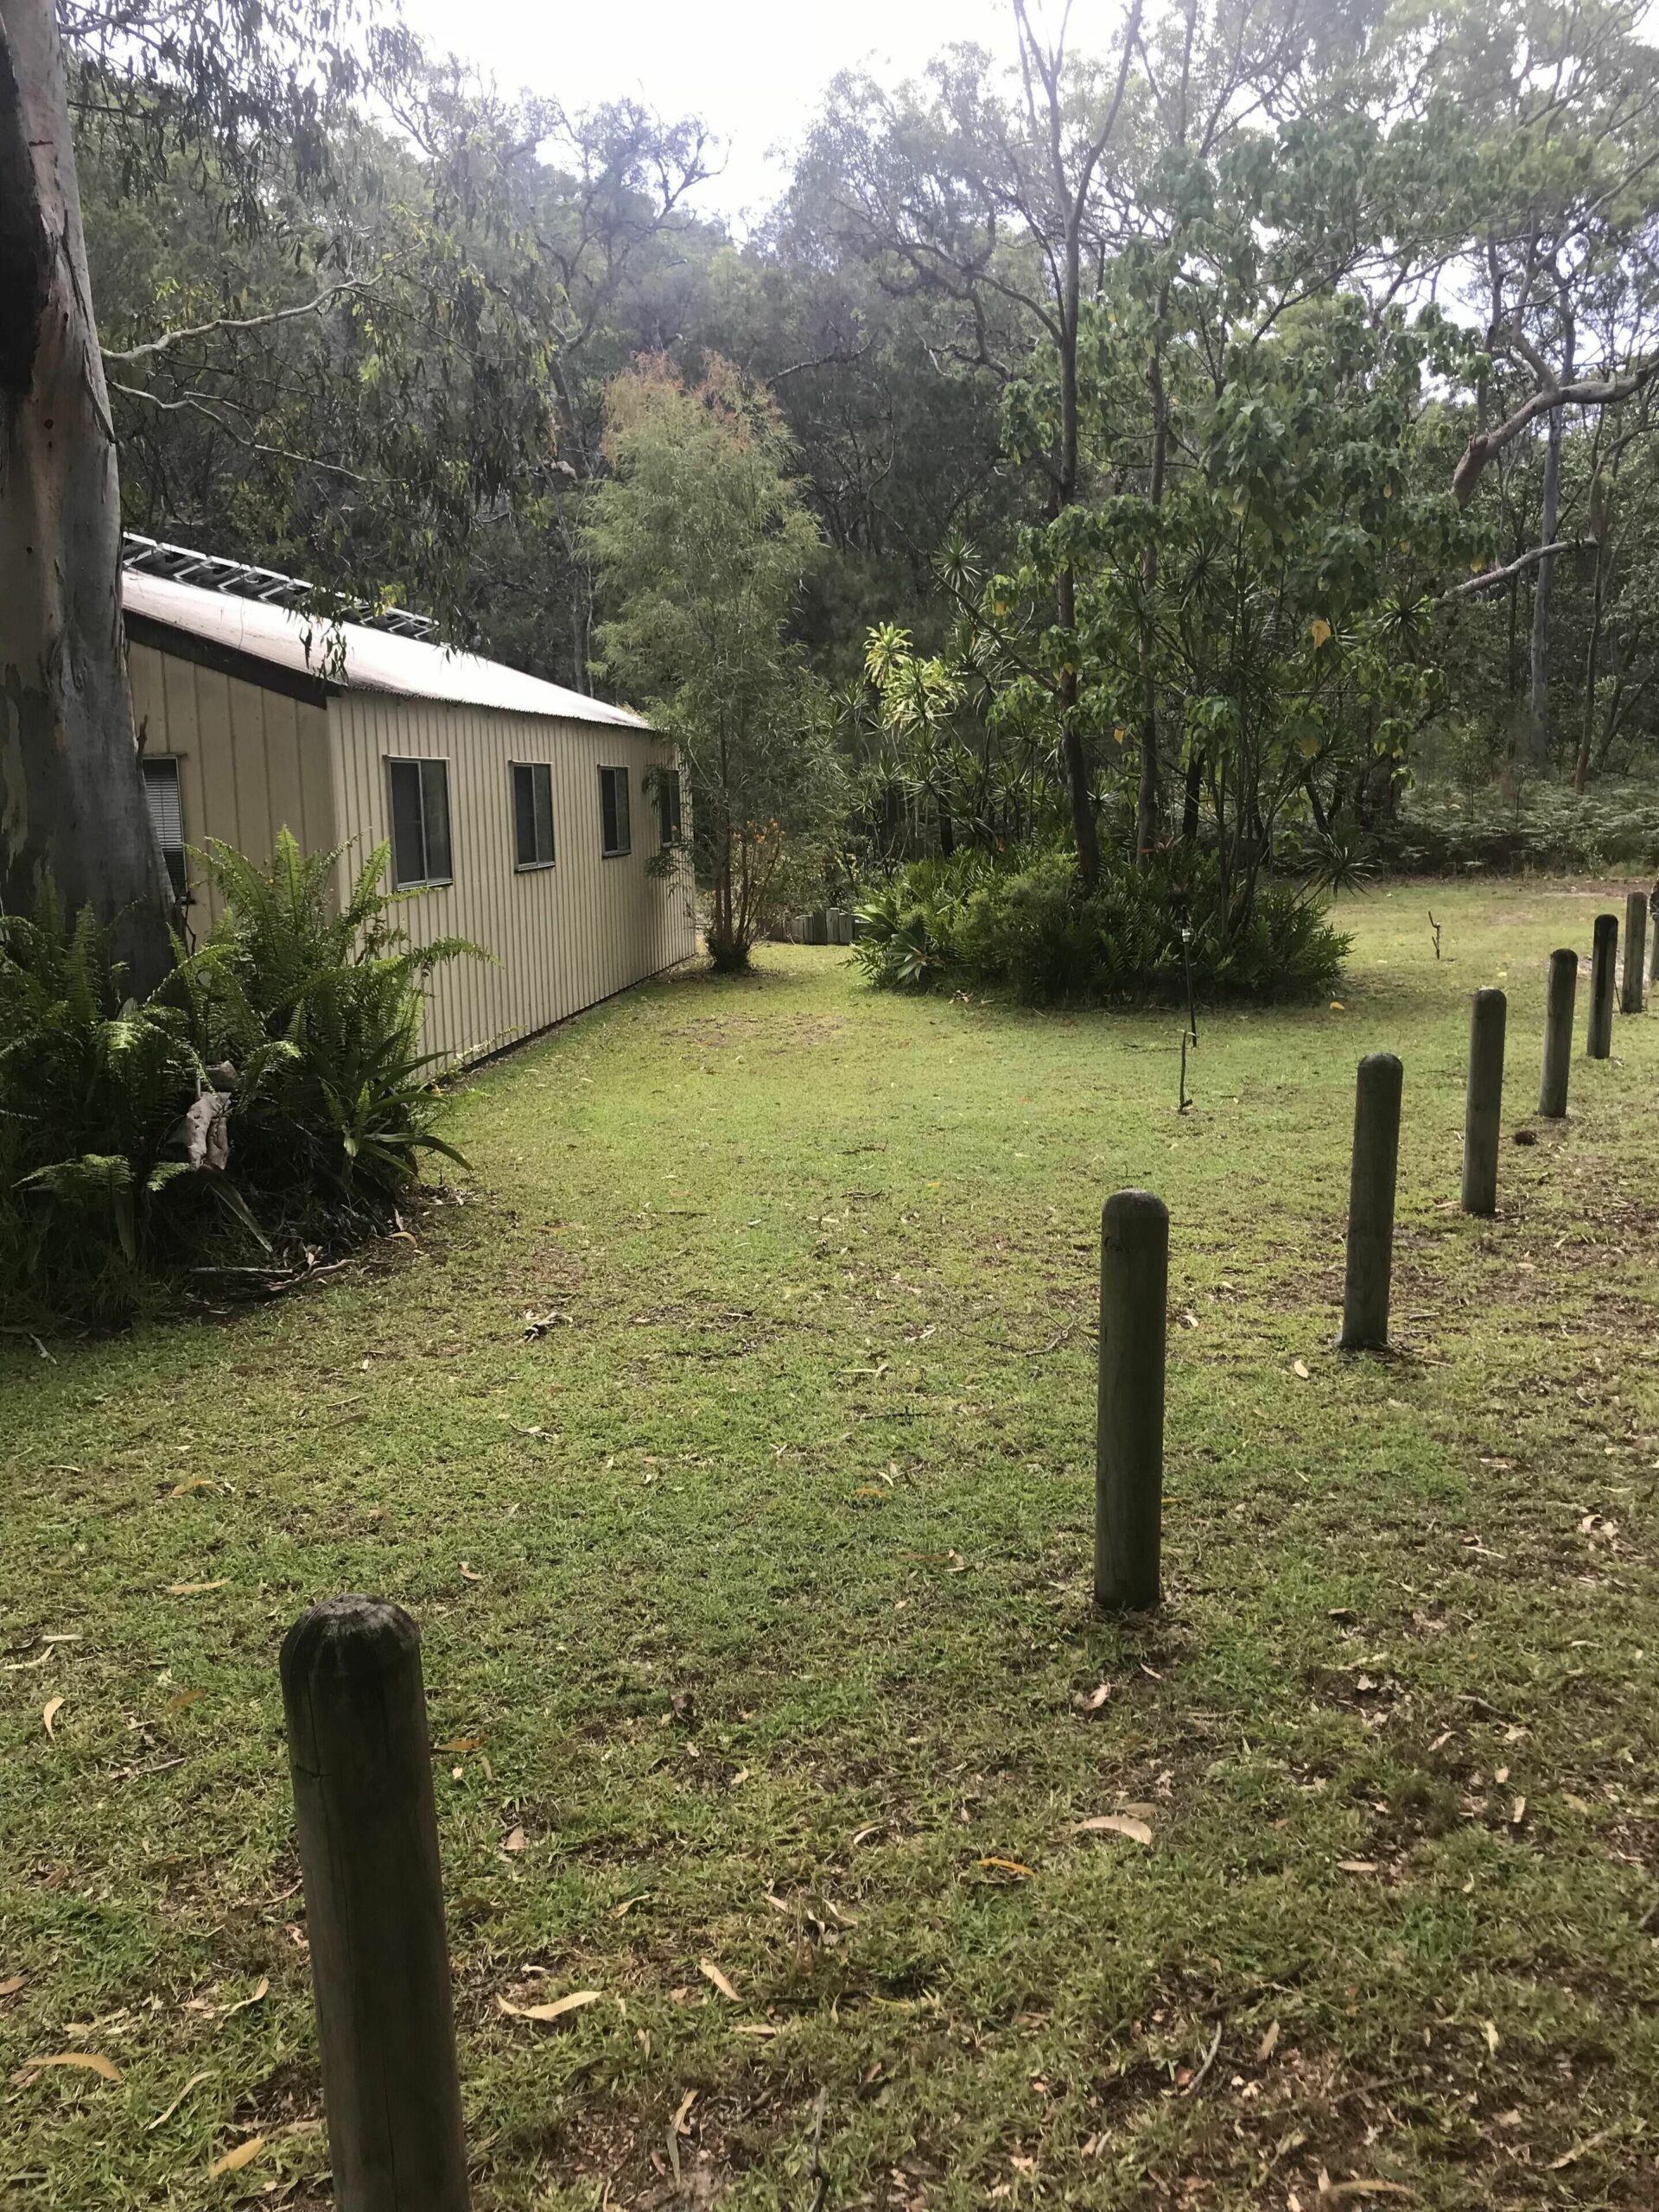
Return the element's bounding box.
[1472,986,1506,1011]
[1549,946,1577,963]
[1356,1050,1403,1083]
[1103,1187,1169,1235]
[280,1595,420,1695]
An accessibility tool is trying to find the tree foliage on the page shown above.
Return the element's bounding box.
[35,0,1659,953]
[583,358,842,969]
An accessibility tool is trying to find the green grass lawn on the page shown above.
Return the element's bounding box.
[4,879,1657,2211]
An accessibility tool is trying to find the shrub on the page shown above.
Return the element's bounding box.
[854,845,1348,1007]
[1376,780,1659,876]
[0,835,474,1325]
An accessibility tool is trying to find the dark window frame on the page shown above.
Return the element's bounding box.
[598,764,632,858]
[141,754,188,900]
[512,760,556,872]
[386,756,454,890]
[656,766,683,850]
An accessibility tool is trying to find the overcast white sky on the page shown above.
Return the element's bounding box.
[400,0,1107,221]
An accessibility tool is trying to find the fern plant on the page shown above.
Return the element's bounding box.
[1,836,478,1323]
[0,891,212,1316]
[188,833,476,1227]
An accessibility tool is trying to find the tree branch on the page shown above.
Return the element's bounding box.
[1445,539,1585,598]
[101,276,373,365]
[1452,357,1659,506]
[106,379,372,482]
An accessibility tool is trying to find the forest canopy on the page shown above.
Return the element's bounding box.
[59,0,1659,913]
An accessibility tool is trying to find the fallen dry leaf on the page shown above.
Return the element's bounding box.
[207,2135,266,2178]
[1547,2126,1613,2171]
[222,1976,269,2018]
[612,1892,652,1918]
[500,1827,526,1854]
[1482,2019,1499,2056]
[437,1737,484,1754]
[1291,1358,1311,1380]
[148,2069,213,2131]
[1338,1859,1380,1875]
[1318,2183,1414,2201]
[976,1855,1035,1877]
[41,1696,64,1738]
[167,1581,226,1597]
[169,1477,220,1497]
[16,2051,122,2083]
[1074,1815,1153,1847]
[1257,2019,1281,2062]
[1073,1682,1113,1713]
[168,1690,204,1713]
[699,1958,739,2002]
[458,1563,482,1582]
[497,1990,601,2025]
[0,1974,26,1999]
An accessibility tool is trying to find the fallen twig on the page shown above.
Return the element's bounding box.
[1181,2020,1223,2097]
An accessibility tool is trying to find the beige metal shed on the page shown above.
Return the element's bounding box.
[121,554,696,1066]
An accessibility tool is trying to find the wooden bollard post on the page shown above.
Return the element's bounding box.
[1586,913,1618,1058]
[1339,1052,1402,1351]
[1095,1189,1167,1611]
[1622,892,1648,1015]
[1539,949,1577,1117]
[1461,988,1505,1217]
[281,1598,470,2212]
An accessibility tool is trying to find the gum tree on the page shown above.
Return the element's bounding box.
[584,358,842,969]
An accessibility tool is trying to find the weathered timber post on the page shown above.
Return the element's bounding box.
[1339,1053,1402,1351]
[1586,913,1618,1059]
[1622,892,1648,1015]
[1461,989,1506,1217]
[1539,950,1577,1118]
[281,1598,470,2212]
[1095,1189,1167,1611]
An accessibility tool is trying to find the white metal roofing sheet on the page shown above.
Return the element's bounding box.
[121,566,649,730]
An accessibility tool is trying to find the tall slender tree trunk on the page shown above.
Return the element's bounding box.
[0,0,173,986]
[1524,315,1573,778]
[1055,215,1100,890]
[1574,528,1608,793]
[1135,306,1169,858]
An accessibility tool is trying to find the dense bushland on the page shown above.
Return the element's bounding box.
[852,847,1348,1007]
[0,836,469,1325]
[1376,780,1659,878]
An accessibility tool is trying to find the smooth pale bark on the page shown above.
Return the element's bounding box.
[1524,402,1562,772]
[0,0,172,987]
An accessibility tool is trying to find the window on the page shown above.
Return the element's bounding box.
[512,761,556,870]
[141,756,188,899]
[656,766,683,849]
[386,758,453,888]
[599,765,631,857]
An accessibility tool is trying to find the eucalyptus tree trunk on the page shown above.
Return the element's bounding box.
[1524,400,1562,772]
[0,0,172,988]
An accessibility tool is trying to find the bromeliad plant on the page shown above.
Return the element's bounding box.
[0,834,475,1323]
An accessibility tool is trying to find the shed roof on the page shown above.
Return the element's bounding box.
[121,566,647,730]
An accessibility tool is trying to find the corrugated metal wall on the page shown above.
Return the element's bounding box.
[128,640,337,930]
[128,638,698,1064]
[328,692,698,1065]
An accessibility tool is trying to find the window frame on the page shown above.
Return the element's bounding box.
[656,766,683,851]
[598,764,632,859]
[385,755,454,891]
[511,760,557,873]
[141,754,188,900]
